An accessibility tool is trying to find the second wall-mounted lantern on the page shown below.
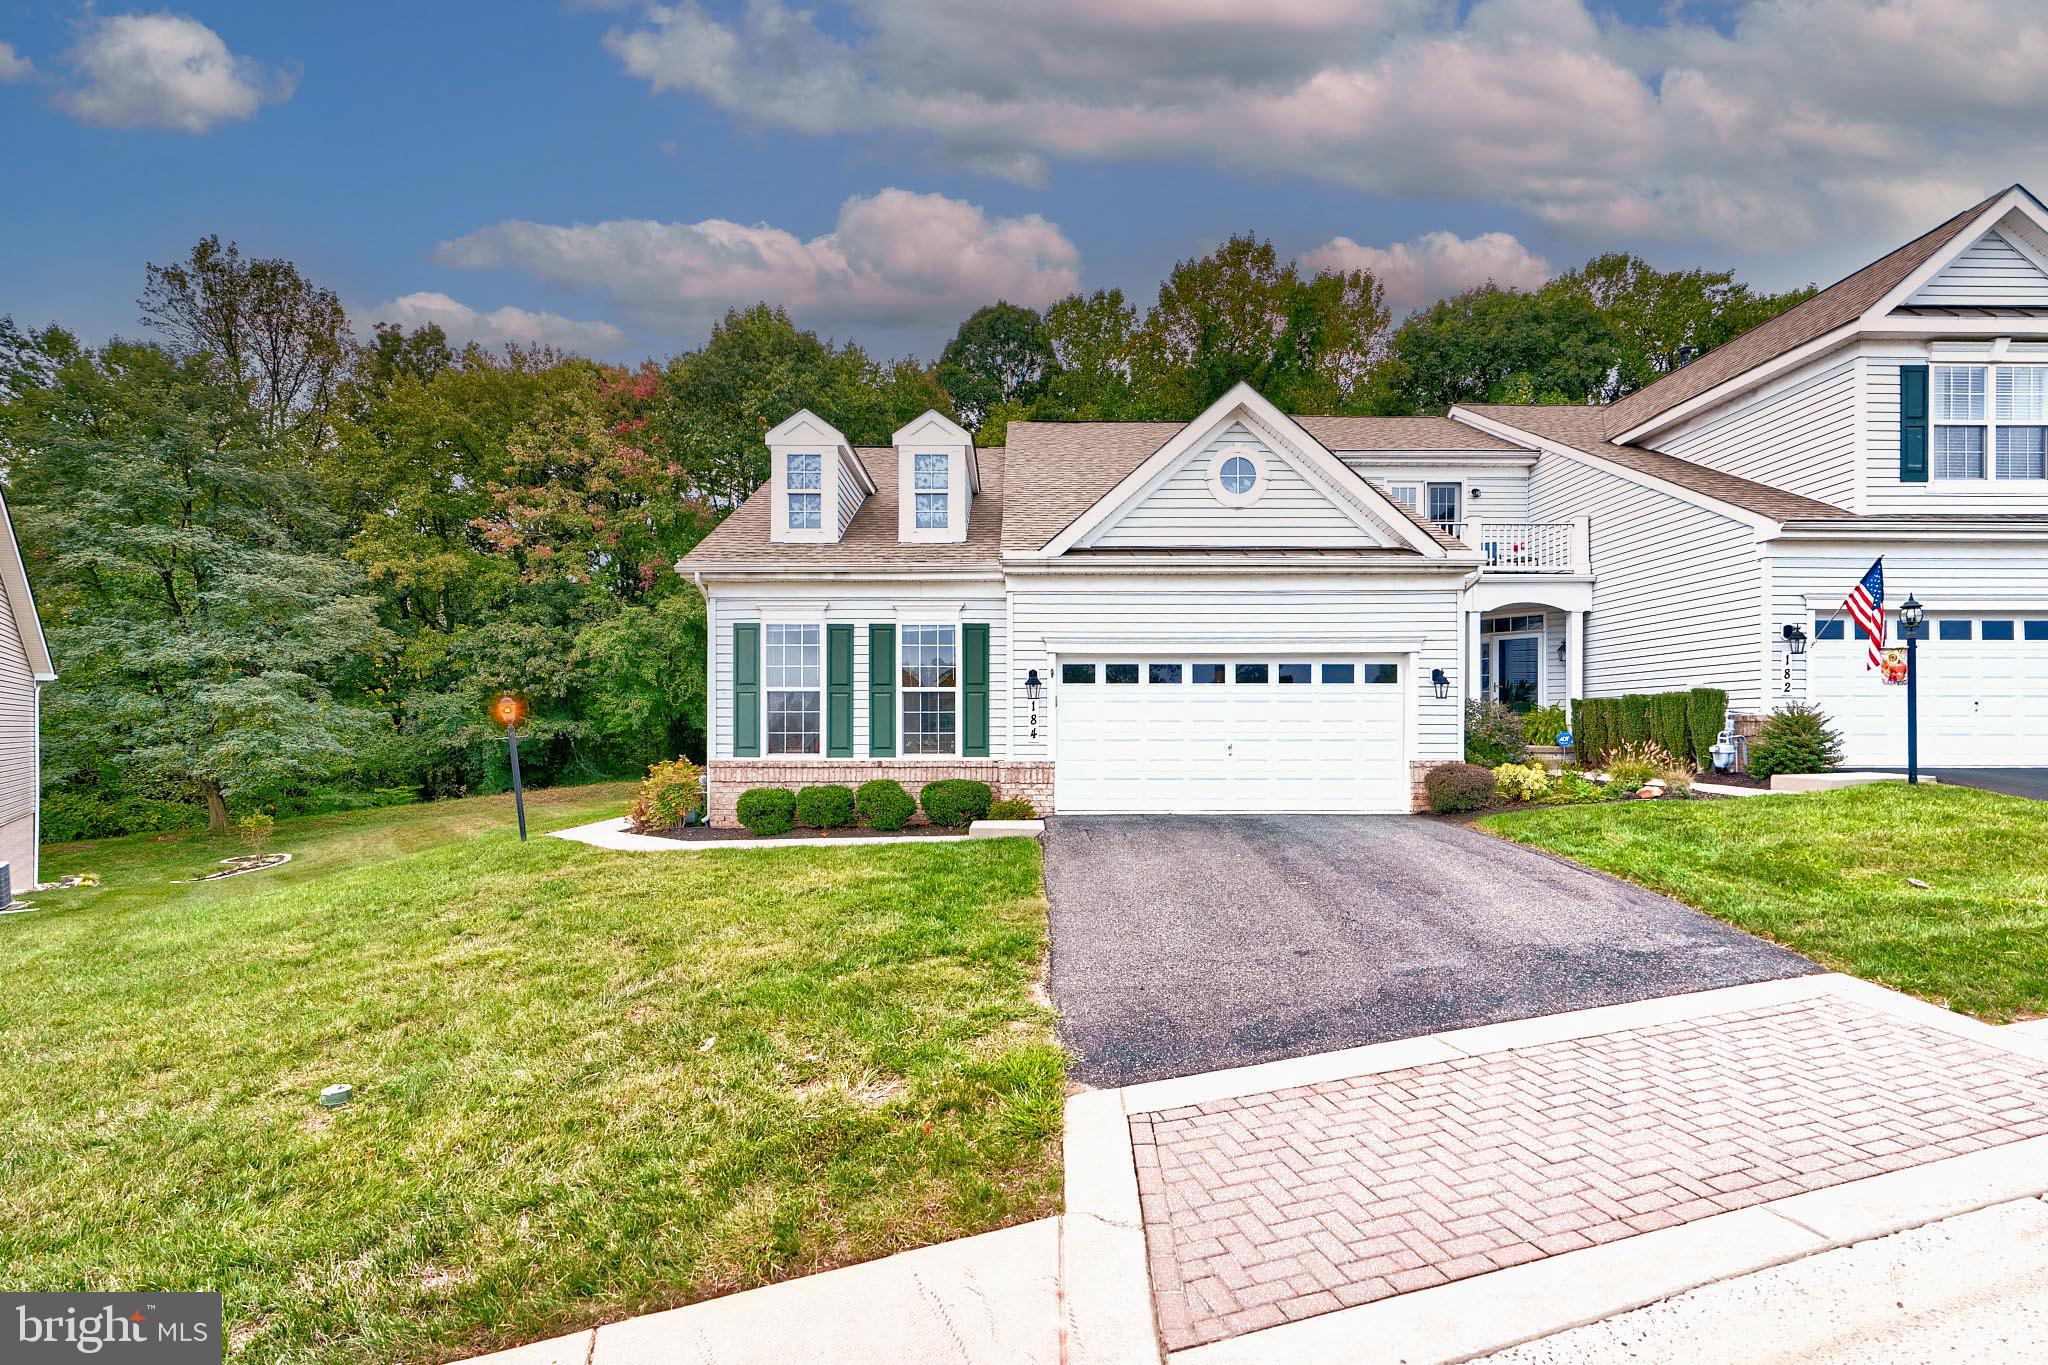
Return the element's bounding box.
[1781,623,1809,656]
[1430,667,1452,700]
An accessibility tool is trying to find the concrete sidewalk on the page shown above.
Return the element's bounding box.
[466,1219,1058,1365]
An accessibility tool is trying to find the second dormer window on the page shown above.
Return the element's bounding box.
[788,452,823,529]
[913,453,949,529]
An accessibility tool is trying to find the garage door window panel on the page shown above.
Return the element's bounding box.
[1321,664,1355,684]
[1277,663,1312,685]
[2027,622,2048,642]
[1365,664,1399,684]
[1105,664,1140,684]
[1192,664,1225,684]
[900,625,958,755]
[1235,663,1269,684]
[1982,619,2016,641]
[765,624,823,754]
[1063,663,1095,684]
[1939,620,1973,641]
[1148,663,1183,684]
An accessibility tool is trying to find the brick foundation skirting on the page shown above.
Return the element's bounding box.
[708,758,1055,826]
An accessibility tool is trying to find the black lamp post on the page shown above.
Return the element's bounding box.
[1900,595,1924,785]
[495,695,528,839]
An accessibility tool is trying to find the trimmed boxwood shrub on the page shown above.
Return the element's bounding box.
[735,786,797,837]
[795,783,855,829]
[1748,704,1843,780]
[855,779,916,831]
[1425,762,1496,814]
[1651,692,1690,760]
[986,797,1037,820]
[920,779,994,829]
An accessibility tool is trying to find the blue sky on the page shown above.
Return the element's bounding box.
[4,1,2043,362]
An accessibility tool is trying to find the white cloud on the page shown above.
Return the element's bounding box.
[435,188,1081,336]
[56,12,294,133]
[599,0,2048,250]
[364,293,627,354]
[1304,230,1550,314]
[0,42,34,83]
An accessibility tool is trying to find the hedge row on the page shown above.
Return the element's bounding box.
[734,778,1004,836]
[1572,687,1727,768]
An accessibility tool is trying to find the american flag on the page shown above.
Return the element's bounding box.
[1844,558,1886,669]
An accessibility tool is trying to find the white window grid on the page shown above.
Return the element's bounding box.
[1387,485,1419,511]
[764,623,822,754]
[787,452,823,528]
[899,623,958,756]
[1932,365,2048,480]
[913,452,949,529]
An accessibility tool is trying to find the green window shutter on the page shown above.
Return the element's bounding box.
[826,623,854,757]
[732,622,760,757]
[962,623,990,758]
[868,623,896,756]
[1900,364,1929,484]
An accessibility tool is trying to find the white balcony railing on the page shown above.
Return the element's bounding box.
[1440,518,1589,573]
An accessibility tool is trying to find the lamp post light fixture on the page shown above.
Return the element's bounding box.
[1900,594,1925,785]
[493,694,529,840]
[1781,623,1808,656]
[1430,667,1452,700]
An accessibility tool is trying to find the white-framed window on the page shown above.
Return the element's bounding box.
[900,623,958,755]
[1206,445,1265,507]
[913,452,949,529]
[1932,364,2048,480]
[787,452,823,529]
[1387,484,1419,511]
[764,623,822,754]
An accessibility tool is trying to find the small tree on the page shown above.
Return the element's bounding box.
[1747,705,1843,780]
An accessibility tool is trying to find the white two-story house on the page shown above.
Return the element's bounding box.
[681,184,2048,818]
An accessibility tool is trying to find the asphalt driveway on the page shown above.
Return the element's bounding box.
[1909,769,2048,800]
[1044,814,1819,1086]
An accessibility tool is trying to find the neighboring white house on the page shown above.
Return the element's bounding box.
[0,486,54,890]
[682,184,2048,817]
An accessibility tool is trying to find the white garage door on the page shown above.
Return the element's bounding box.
[1806,614,2048,767]
[1054,656,1409,814]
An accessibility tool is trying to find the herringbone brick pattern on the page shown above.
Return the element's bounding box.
[1131,999,2048,1349]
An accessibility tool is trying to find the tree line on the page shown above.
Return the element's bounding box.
[0,234,1811,838]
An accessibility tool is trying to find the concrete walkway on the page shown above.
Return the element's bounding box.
[464,1219,1058,1365]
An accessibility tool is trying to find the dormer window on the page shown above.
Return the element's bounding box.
[1932,365,2048,480]
[787,453,823,528]
[914,453,950,529]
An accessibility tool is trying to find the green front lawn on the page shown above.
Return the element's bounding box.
[1482,783,2048,1022]
[3,786,1062,1364]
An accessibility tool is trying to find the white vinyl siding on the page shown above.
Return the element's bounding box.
[1650,356,1858,509]
[1866,355,2048,512]
[0,589,36,883]
[835,458,865,538]
[1006,576,1464,763]
[1086,422,1381,549]
[1528,450,1765,712]
[1904,231,2048,307]
[1342,459,1534,522]
[709,583,1007,761]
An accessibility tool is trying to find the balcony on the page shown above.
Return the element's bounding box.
[1439,517,1590,574]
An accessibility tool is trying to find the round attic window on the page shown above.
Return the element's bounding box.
[1208,445,1265,507]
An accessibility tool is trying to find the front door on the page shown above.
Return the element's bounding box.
[1496,636,1540,711]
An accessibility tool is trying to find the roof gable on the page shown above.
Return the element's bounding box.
[1602,185,2023,442]
[1037,384,1444,558]
[0,491,54,681]
[1903,227,2048,308]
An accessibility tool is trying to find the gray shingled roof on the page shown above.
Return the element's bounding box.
[1598,187,2011,439]
[1460,404,1852,522]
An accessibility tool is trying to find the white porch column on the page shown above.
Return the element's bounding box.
[1466,604,1484,701]
[1566,608,1586,708]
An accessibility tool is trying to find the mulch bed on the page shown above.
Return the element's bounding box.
[1694,771,1770,789]
[647,823,966,844]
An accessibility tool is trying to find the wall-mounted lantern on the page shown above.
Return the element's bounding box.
[1430,667,1452,700]
[1024,668,1043,740]
[1556,637,1567,664]
[1780,623,1808,656]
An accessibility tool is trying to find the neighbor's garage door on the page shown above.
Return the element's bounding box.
[1054,657,1408,814]
[1807,614,2048,767]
